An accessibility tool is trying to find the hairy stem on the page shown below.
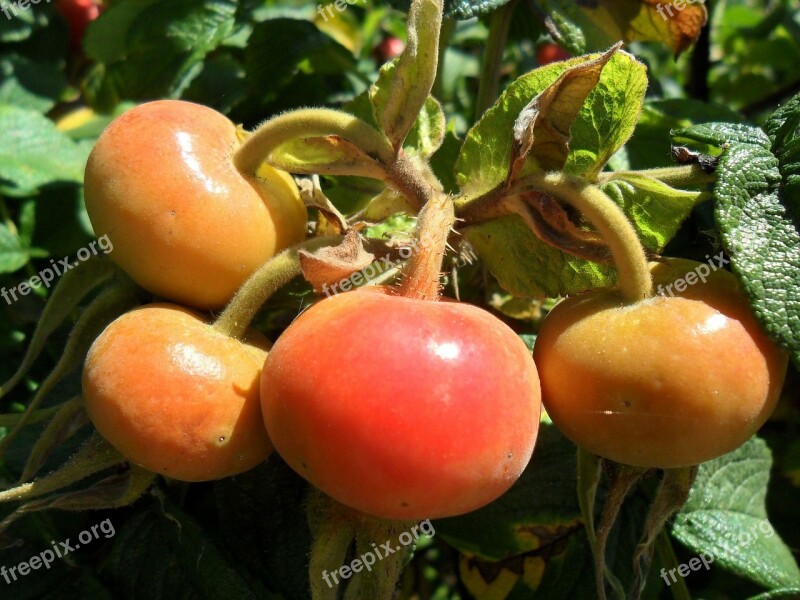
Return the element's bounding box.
[384,152,438,212]
[527,172,652,302]
[234,109,395,176]
[631,466,697,598]
[213,236,342,339]
[397,193,455,301]
[600,165,716,188]
[594,463,647,600]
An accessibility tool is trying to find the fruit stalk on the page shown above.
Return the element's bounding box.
[397,192,456,301]
[233,109,395,176]
[213,235,342,339]
[600,164,716,188]
[526,172,652,302]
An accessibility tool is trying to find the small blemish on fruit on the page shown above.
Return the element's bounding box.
[218,436,226,443]
[507,452,513,459]
[400,501,409,507]
[170,210,176,216]
[302,461,309,470]
[622,401,631,408]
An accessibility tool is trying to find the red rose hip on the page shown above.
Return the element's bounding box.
[260,287,541,519]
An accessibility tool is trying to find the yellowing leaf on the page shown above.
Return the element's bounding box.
[511,43,621,176]
[534,0,707,56]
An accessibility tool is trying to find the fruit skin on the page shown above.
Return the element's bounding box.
[83,303,272,481]
[536,42,571,65]
[84,100,307,310]
[533,259,788,468]
[260,286,541,520]
[375,35,405,62]
[56,0,101,52]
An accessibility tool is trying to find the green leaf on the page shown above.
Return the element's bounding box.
[455,50,646,201]
[624,98,744,170]
[244,18,354,105]
[601,173,704,252]
[0,105,85,196]
[0,221,28,273]
[0,4,40,42]
[437,426,650,597]
[764,92,800,213]
[510,44,621,176]
[215,457,312,600]
[373,0,442,150]
[84,0,236,104]
[0,255,116,400]
[464,215,615,299]
[0,53,66,113]
[83,0,161,64]
[435,426,581,561]
[347,66,445,159]
[672,437,800,590]
[107,497,260,600]
[403,96,446,159]
[676,122,800,366]
[749,589,800,600]
[531,0,706,56]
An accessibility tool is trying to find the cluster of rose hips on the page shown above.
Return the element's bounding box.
[81,99,787,525]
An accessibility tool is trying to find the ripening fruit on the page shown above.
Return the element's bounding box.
[83,303,272,481]
[533,259,788,468]
[84,100,307,309]
[536,42,571,65]
[56,0,101,52]
[375,35,405,62]
[261,286,541,520]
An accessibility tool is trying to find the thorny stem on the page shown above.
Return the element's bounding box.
[396,193,455,301]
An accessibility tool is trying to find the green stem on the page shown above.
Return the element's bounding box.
[594,463,646,600]
[654,529,691,600]
[0,434,124,503]
[631,466,697,599]
[577,447,601,550]
[432,17,455,99]
[343,517,416,600]
[213,236,342,339]
[475,0,515,117]
[307,491,358,600]
[234,109,395,176]
[600,165,716,188]
[527,172,652,302]
[0,406,61,427]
